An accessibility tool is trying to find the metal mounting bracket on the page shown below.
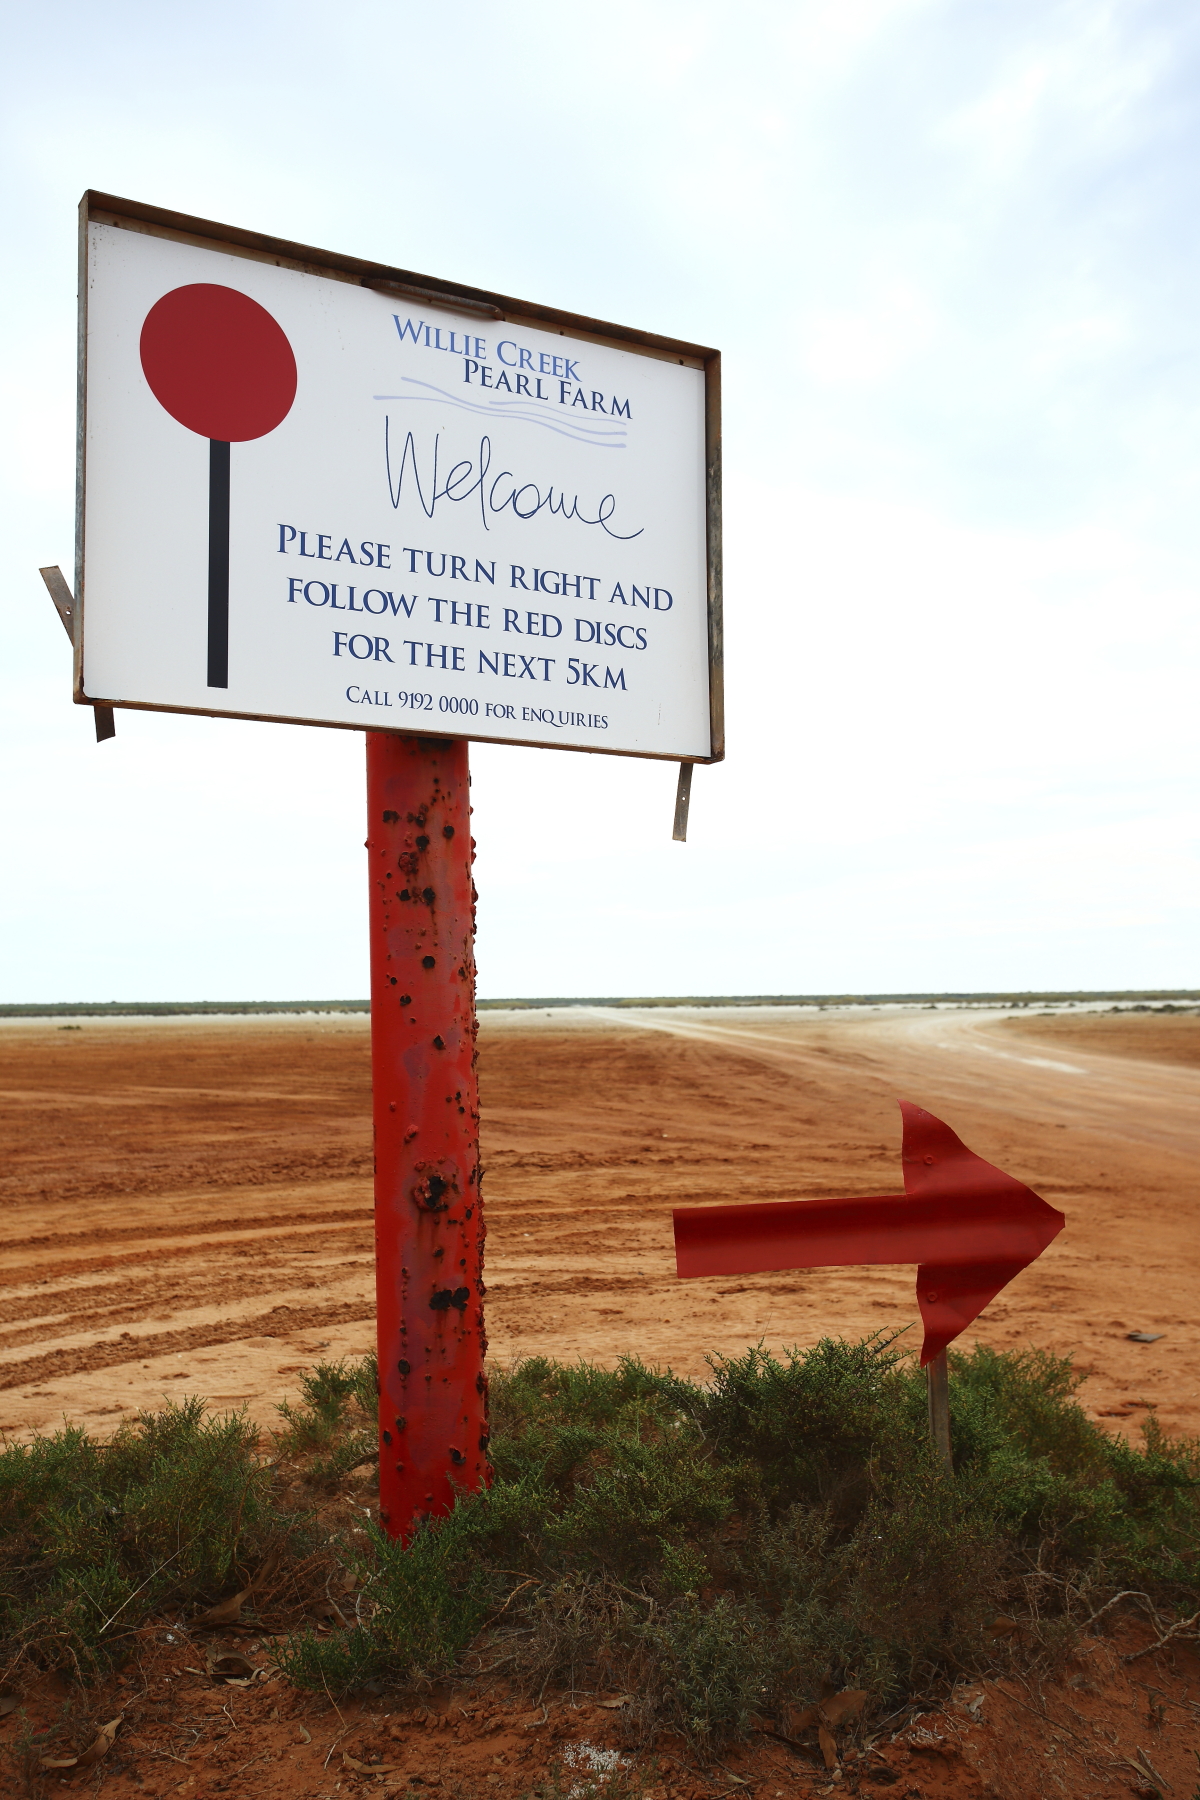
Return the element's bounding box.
[38,566,116,742]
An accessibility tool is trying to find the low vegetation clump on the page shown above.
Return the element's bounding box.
[0,1398,283,1681]
[1,1338,1196,1755]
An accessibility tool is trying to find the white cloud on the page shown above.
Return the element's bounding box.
[800,282,938,385]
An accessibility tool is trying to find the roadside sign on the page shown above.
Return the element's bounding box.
[56,193,724,1539]
[76,193,723,763]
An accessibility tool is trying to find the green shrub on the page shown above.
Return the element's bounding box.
[277,1503,496,1694]
[274,1353,379,1481]
[651,1593,765,1752]
[945,1345,1200,1600]
[285,1341,1197,1737]
[4,1339,1197,1757]
[0,1398,279,1680]
[671,1333,922,1518]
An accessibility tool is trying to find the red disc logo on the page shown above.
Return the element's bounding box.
[139,284,297,442]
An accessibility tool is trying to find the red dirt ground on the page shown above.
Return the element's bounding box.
[5,1616,1198,1799]
[2,1002,1199,1796]
[2,1004,1197,1441]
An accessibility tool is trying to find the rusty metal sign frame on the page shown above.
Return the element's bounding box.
[74,191,724,765]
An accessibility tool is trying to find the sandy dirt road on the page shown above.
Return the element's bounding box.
[1,1004,1197,1444]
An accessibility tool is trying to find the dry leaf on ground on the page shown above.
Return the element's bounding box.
[195,1586,252,1626]
[344,1752,402,1773]
[783,1687,866,1743]
[206,1649,258,1685]
[41,1714,122,1770]
[194,1548,284,1626]
[819,1689,866,1729]
[255,1546,285,1587]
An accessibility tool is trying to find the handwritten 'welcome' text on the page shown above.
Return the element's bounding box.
[384,423,644,541]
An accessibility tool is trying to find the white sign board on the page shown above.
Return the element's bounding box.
[77,196,722,762]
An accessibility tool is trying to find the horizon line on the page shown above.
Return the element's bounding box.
[1,988,1197,1019]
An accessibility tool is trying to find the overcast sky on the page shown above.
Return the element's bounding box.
[3,0,1198,1001]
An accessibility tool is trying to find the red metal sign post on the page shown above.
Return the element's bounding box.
[673,1103,1064,1467]
[366,732,489,1538]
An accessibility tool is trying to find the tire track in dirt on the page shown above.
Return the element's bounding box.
[0,1300,378,1390]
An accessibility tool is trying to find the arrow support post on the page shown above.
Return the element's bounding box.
[925,1349,952,1473]
[366,731,490,1539]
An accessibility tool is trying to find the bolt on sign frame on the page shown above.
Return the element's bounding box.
[72,192,722,1536]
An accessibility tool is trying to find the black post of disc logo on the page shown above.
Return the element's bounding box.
[207,440,231,688]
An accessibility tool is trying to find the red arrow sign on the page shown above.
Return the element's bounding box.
[672,1102,1065,1365]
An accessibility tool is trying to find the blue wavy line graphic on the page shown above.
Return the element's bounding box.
[372,378,628,449]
